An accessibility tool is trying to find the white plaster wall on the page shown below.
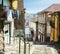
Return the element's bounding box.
[11,19,14,37]
[38,23,45,34]
[4,24,10,44]
[29,21,36,31]
[29,21,36,39]
[7,10,13,21]
[47,22,51,37]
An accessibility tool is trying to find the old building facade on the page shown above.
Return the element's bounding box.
[35,4,60,43]
[0,0,25,52]
[37,12,47,42]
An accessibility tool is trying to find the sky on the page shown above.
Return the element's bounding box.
[24,0,60,13]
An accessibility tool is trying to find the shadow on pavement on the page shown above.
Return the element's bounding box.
[0,52,4,54]
[47,42,60,54]
[33,41,60,54]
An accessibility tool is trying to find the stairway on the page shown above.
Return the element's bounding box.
[31,45,58,54]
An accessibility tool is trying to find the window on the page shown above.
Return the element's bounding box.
[12,10,19,19]
[0,0,2,8]
[3,0,9,6]
[0,0,2,4]
[0,0,9,6]
[5,30,8,34]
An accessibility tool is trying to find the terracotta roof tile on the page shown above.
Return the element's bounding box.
[45,4,60,12]
[38,4,60,14]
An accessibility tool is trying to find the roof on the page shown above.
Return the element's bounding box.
[38,4,60,14]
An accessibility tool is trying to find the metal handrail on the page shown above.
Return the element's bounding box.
[19,35,30,54]
[23,37,30,54]
[26,41,30,54]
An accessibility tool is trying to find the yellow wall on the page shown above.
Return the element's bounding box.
[50,15,55,41]
[54,14,58,42]
[12,0,18,10]
[50,13,58,42]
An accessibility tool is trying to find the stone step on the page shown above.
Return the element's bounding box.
[5,43,30,54]
[31,45,58,54]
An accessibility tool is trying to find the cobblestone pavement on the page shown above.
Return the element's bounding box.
[30,45,59,54]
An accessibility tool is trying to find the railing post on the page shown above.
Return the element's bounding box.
[18,35,30,54]
[24,38,26,54]
[19,36,21,54]
[26,42,30,54]
[29,43,30,54]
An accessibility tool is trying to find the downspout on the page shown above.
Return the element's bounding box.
[45,13,47,42]
[36,21,38,41]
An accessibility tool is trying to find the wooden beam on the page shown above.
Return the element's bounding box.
[54,14,58,42]
[50,15,55,41]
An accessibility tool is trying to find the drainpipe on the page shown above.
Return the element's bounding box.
[36,21,38,41]
[45,13,47,42]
